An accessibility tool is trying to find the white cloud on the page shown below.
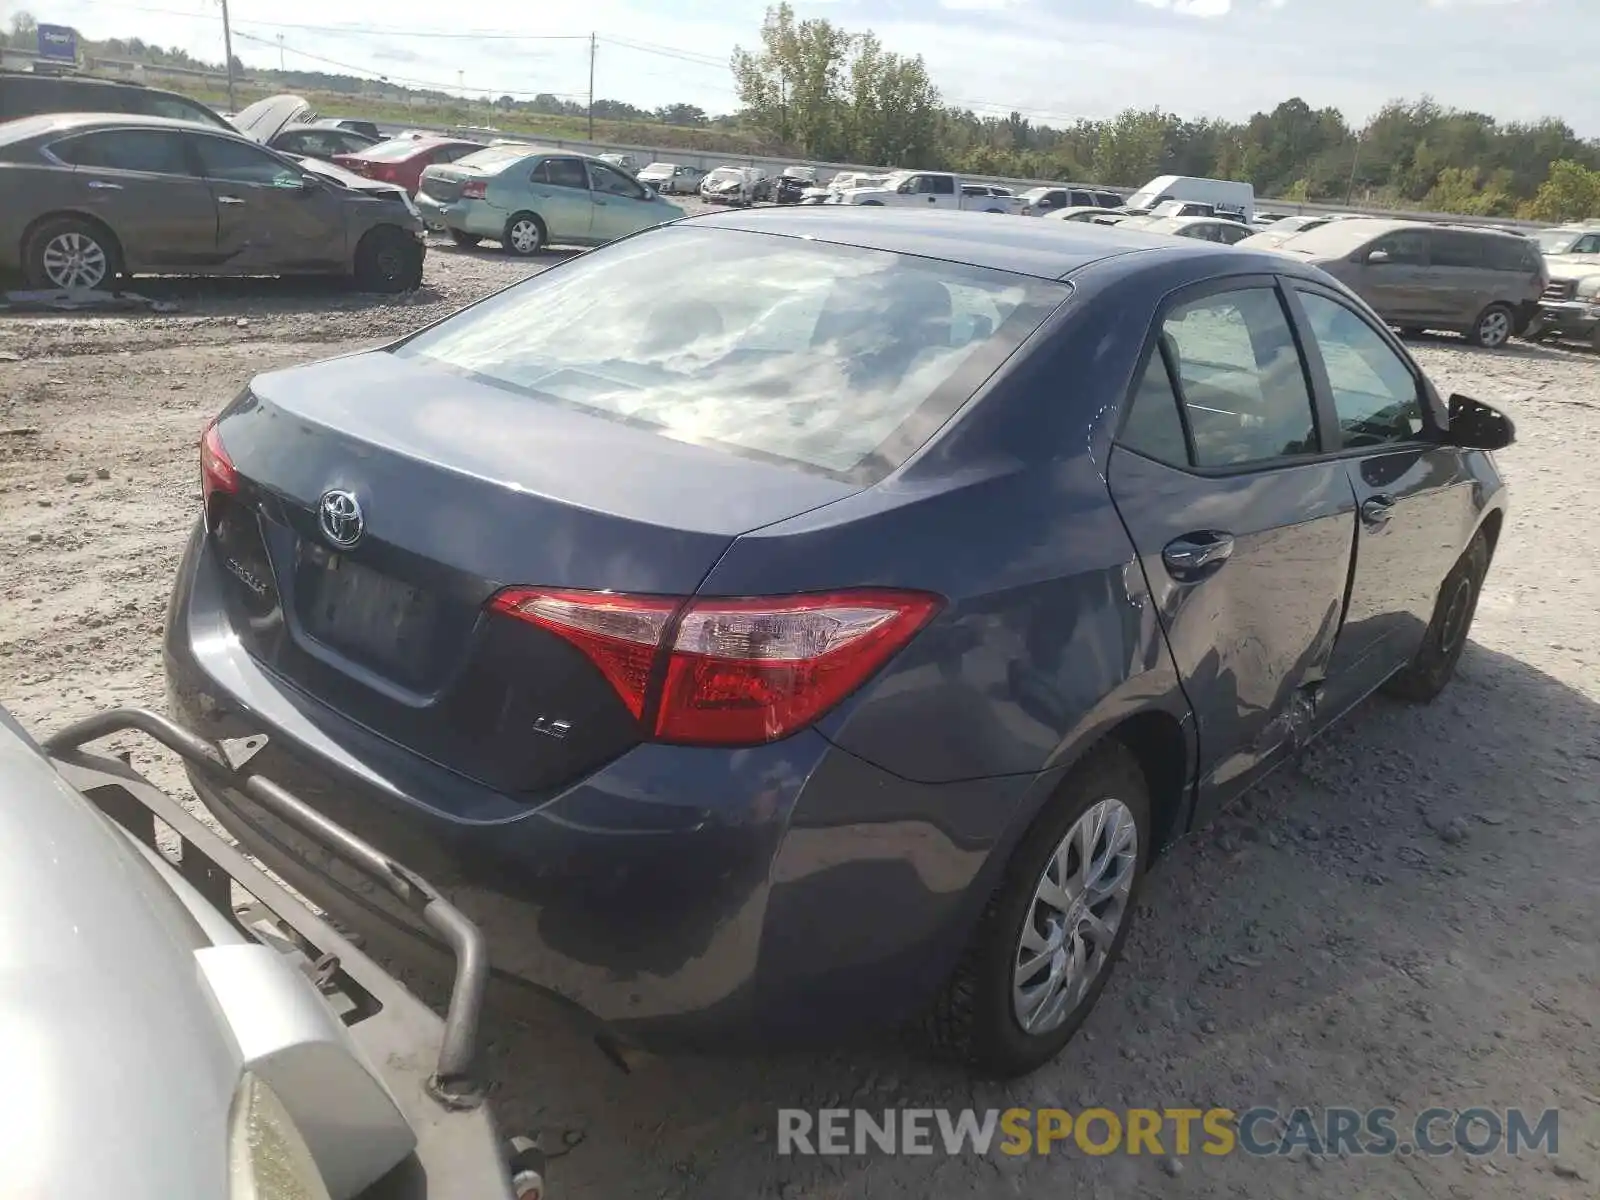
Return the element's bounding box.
[1135,0,1234,15]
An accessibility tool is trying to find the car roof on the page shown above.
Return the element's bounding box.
[683,205,1230,281]
[0,110,239,146]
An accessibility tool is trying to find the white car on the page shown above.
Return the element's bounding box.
[701,165,764,205]
[597,152,638,173]
[638,161,706,195]
[1137,215,1256,244]
[1048,205,1121,223]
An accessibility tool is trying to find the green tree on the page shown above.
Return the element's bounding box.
[1093,109,1170,186]
[731,2,850,156]
[1523,160,1600,222]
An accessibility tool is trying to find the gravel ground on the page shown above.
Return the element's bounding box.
[2,233,1597,1199]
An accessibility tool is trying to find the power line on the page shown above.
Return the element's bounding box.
[230,28,586,96]
[75,1,593,39]
[80,2,1095,126]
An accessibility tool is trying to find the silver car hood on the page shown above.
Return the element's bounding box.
[232,93,315,143]
[0,725,237,1198]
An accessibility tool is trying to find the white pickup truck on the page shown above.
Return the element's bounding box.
[835,170,1024,214]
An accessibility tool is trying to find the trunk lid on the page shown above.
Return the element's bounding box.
[208,350,856,797]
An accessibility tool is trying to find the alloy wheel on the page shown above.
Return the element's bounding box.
[1477,309,1510,348]
[1012,797,1139,1035]
[42,232,109,289]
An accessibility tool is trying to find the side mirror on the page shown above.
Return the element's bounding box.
[1444,393,1515,451]
[1365,249,1392,265]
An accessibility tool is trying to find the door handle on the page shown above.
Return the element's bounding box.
[1162,532,1235,580]
[217,195,246,206]
[86,180,123,190]
[927,195,937,203]
[1360,495,1396,528]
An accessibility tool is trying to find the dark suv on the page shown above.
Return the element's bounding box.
[0,70,232,130]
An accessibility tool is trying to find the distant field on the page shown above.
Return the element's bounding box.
[184,81,775,155]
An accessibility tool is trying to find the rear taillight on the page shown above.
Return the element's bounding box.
[489,589,677,720]
[199,418,237,523]
[460,180,487,199]
[489,587,941,746]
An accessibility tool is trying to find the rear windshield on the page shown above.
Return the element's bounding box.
[1275,221,1389,256]
[358,138,430,161]
[454,144,531,171]
[396,226,1067,479]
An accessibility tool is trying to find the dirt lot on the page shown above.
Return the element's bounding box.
[2,234,1597,1200]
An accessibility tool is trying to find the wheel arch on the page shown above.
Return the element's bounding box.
[1104,708,1193,861]
[1476,505,1505,565]
[21,210,125,274]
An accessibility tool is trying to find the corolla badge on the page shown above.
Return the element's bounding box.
[318,489,364,549]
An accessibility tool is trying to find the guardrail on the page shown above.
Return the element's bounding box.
[377,122,1544,231]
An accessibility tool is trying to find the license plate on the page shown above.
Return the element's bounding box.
[305,557,437,678]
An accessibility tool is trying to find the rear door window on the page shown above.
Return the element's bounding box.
[49,129,193,175]
[1428,231,1486,269]
[1159,287,1320,468]
[534,157,588,189]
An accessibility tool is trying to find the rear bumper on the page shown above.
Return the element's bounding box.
[414,194,506,238]
[165,524,1034,1049]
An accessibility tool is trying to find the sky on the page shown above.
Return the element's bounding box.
[11,0,1598,135]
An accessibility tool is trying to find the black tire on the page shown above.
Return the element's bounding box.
[449,229,483,248]
[352,226,423,293]
[1383,531,1489,703]
[860,199,884,207]
[922,741,1151,1078]
[1468,303,1514,349]
[24,215,123,290]
[502,212,545,257]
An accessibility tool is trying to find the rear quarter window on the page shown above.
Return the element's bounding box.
[1483,236,1540,273]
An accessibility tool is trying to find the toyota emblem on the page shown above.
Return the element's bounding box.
[318,489,364,549]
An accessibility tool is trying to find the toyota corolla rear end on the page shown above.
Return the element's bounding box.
[164,219,1071,1048]
[414,145,525,236]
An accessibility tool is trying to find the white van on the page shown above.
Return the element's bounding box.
[1126,175,1254,223]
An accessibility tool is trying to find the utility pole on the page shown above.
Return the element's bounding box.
[1345,132,1363,206]
[587,32,596,139]
[276,33,284,71]
[219,0,237,113]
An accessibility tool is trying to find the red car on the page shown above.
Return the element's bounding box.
[333,136,484,195]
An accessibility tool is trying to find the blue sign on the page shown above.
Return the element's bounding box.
[37,24,79,63]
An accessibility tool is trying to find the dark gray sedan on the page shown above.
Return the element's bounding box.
[0,113,425,292]
[165,209,1514,1078]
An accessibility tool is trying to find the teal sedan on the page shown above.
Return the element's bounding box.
[415,144,684,255]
